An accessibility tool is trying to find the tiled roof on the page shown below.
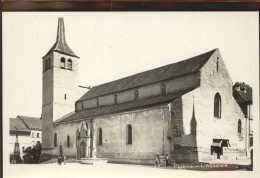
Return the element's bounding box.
[43,18,78,58]
[78,49,217,101]
[55,89,194,124]
[10,118,30,132]
[18,115,42,130]
[233,82,252,103]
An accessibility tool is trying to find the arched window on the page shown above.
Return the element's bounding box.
[60,57,65,69]
[161,84,166,95]
[238,119,242,135]
[98,128,102,145]
[216,58,219,71]
[67,135,70,147]
[126,124,132,144]
[85,122,88,136]
[214,93,221,118]
[134,90,138,100]
[67,59,72,70]
[54,133,57,147]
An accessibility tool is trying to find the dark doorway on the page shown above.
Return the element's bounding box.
[80,141,86,158]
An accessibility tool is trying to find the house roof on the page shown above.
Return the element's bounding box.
[10,118,30,132]
[233,82,252,104]
[18,115,42,130]
[43,18,78,58]
[78,49,217,102]
[55,89,194,124]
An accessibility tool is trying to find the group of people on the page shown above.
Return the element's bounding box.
[23,141,42,163]
[154,154,169,167]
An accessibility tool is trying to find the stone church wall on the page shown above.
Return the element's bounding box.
[99,94,115,106]
[78,72,199,112]
[165,72,200,94]
[83,98,97,109]
[49,120,91,157]
[94,106,171,164]
[138,83,161,99]
[117,90,135,104]
[171,49,247,163]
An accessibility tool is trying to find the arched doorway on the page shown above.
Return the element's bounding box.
[80,141,86,158]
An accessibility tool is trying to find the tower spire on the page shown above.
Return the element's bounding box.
[56,18,66,45]
[43,18,79,58]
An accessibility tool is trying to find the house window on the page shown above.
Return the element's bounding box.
[60,57,65,69]
[54,133,57,147]
[32,133,34,137]
[64,94,67,100]
[98,128,102,145]
[126,124,132,144]
[134,90,138,100]
[161,84,166,95]
[67,135,70,147]
[37,133,39,138]
[67,59,72,70]
[238,119,242,135]
[214,93,221,118]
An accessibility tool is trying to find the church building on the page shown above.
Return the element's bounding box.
[41,18,253,164]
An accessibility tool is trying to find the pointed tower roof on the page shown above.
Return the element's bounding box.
[43,18,79,58]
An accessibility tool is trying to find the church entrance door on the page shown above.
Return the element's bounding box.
[80,141,86,158]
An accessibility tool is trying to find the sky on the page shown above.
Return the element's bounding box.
[2,11,259,122]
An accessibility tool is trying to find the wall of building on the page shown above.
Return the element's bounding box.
[9,131,42,159]
[50,106,171,164]
[171,49,247,163]
[83,98,97,109]
[42,51,82,150]
[52,52,80,121]
[76,72,199,112]
[94,106,171,164]
[99,94,115,106]
[46,120,92,157]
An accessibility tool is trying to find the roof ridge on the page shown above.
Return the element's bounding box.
[17,115,31,130]
[17,115,41,119]
[90,49,217,89]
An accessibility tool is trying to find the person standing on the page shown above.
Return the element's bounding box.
[165,154,169,167]
[36,141,42,163]
[154,155,159,167]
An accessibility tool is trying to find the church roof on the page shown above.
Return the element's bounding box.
[43,18,78,58]
[55,89,192,124]
[78,49,217,101]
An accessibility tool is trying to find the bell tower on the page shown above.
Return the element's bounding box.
[42,18,80,149]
